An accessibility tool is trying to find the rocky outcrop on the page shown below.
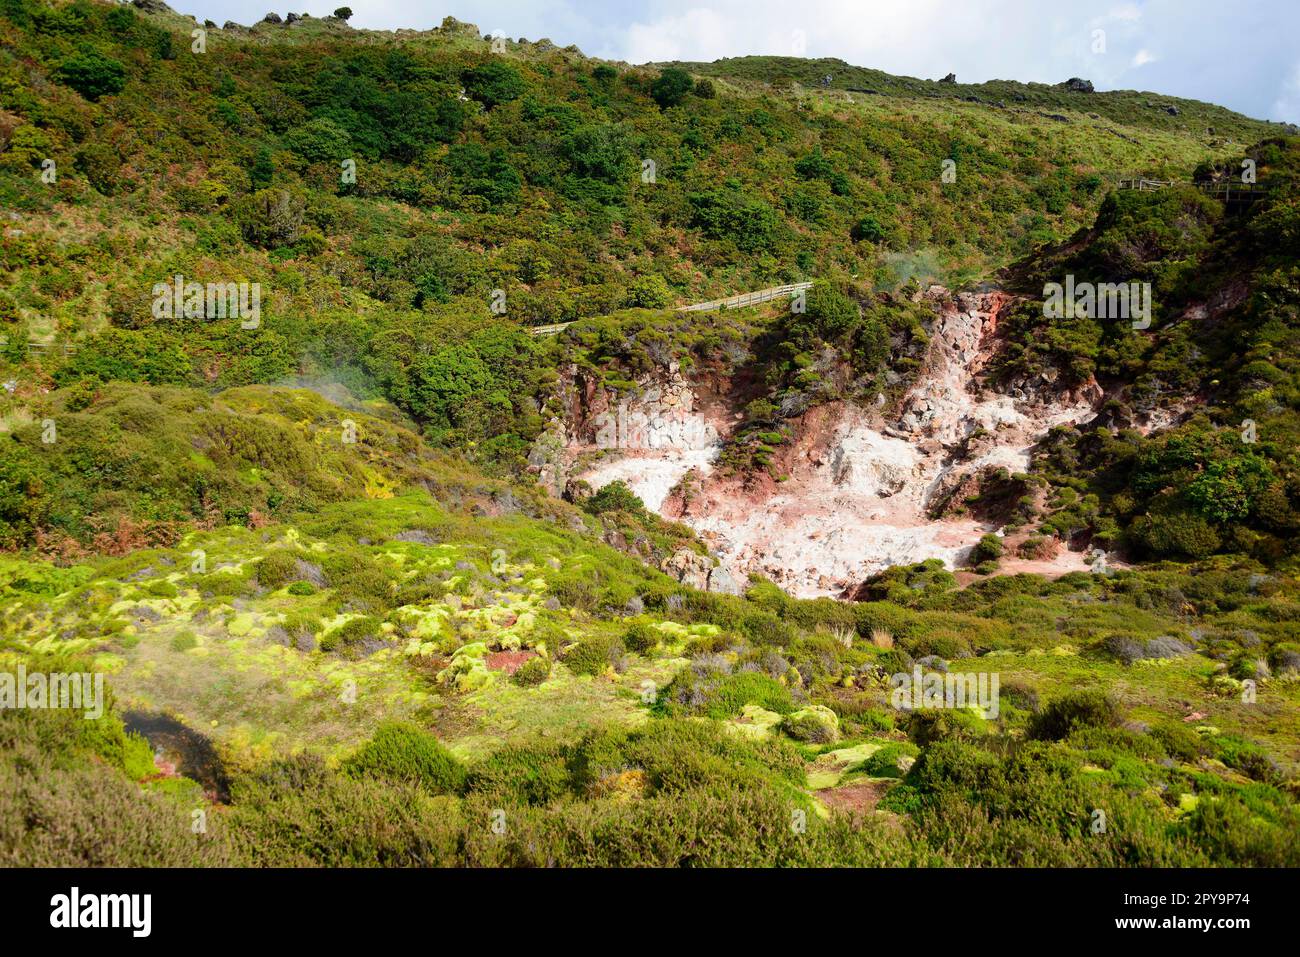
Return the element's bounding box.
[564,360,719,453]
[438,16,484,39]
[553,361,724,513]
[527,363,739,593]
[664,548,742,595]
[541,286,1106,598]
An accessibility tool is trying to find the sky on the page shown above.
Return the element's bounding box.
[183,1,1300,123]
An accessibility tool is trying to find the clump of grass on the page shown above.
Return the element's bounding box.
[170,630,198,652]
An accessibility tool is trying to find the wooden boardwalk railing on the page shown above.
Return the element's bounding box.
[1116,177,1271,203]
[1116,178,1175,191]
[12,340,79,356]
[1195,181,1270,203]
[676,281,814,313]
[529,281,815,336]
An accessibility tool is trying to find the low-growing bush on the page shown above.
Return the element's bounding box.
[1028,690,1120,741]
[781,705,840,743]
[971,533,1004,565]
[342,722,467,795]
[622,622,659,655]
[563,634,624,676]
[317,615,382,654]
[512,656,551,687]
[1212,733,1284,785]
[1148,721,1206,763]
[906,708,987,746]
[256,550,300,590]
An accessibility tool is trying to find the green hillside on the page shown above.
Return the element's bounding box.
[1,1,1299,869]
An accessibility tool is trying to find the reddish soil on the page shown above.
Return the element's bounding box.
[486,650,537,675]
[817,780,893,819]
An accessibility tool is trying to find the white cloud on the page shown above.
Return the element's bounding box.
[1273,62,1300,123]
[1131,48,1156,67]
[623,8,735,64]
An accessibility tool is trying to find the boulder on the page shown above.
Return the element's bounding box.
[707,563,742,596]
[782,706,840,744]
[664,548,711,591]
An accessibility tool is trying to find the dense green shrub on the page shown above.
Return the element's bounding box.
[463,741,571,806]
[342,722,467,795]
[1028,690,1121,741]
[906,708,987,746]
[1212,733,1283,785]
[462,61,525,108]
[318,615,382,654]
[256,550,301,590]
[584,481,645,515]
[622,622,659,655]
[512,656,551,687]
[562,634,624,676]
[781,705,840,743]
[54,49,126,101]
[971,533,1004,564]
[705,671,794,718]
[651,67,694,108]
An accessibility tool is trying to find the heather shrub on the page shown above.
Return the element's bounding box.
[1028,690,1121,741]
[342,722,467,795]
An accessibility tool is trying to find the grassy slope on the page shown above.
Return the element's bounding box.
[2,380,1298,865]
[670,54,1285,141]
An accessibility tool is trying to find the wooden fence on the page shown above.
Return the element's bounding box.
[529,281,815,336]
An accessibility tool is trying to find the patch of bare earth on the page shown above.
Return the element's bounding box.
[817,780,894,821]
[486,650,537,675]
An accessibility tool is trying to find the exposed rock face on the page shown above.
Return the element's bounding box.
[439,16,483,38]
[557,361,723,513]
[1063,77,1095,93]
[544,287,1105,598]
[664,548,742,595]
